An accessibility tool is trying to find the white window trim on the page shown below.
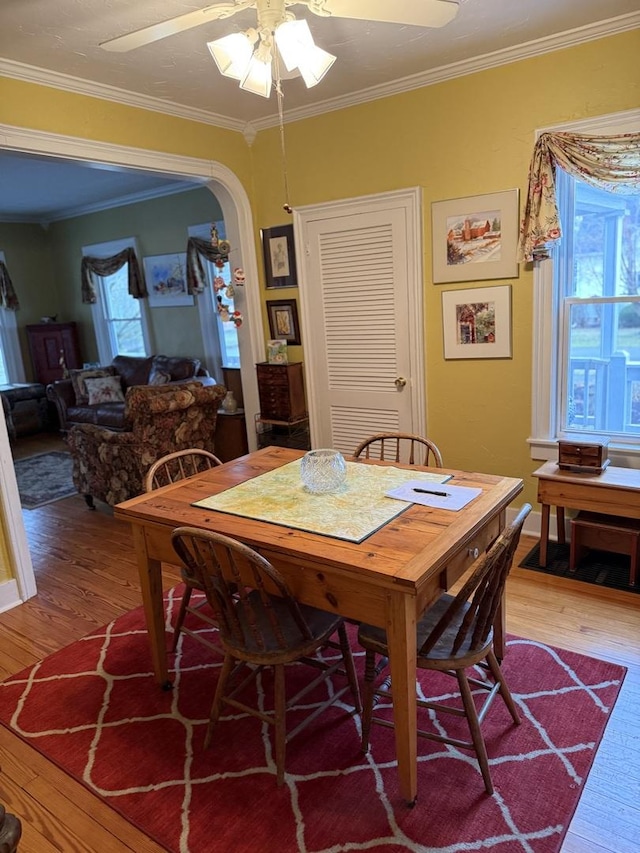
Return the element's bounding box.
[529,108,640,467]
[82,237,152,362]
[0,251,26,385]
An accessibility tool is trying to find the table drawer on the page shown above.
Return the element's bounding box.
[440,516,501,590]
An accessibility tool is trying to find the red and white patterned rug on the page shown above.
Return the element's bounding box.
[0,587,626,853]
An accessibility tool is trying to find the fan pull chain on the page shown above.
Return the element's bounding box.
[274,57,292,214]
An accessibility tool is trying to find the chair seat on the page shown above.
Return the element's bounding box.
[358,593,494,664]
[227,591,343,661]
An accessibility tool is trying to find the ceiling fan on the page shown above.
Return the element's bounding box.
[100,0,460,98]
[100,1,460,53]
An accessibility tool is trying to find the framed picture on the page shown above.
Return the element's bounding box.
[261,224,298,288]
[266,299,301,345]
[431,189,519,284]
[442,285,512,359]
[143,253,193,307]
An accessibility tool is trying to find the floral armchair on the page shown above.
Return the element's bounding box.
[67,381,227,508]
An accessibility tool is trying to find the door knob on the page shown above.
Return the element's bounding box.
[395,377,407,389]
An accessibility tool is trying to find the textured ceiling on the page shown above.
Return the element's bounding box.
[1,0,638,125]
[0,0,638,221]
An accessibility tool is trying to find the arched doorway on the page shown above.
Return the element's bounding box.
[0,123,263,609]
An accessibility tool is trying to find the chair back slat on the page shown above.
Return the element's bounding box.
[353,433,443,467]
[144,448,222,492]
[419,504,532,657]
[171,527,315,653]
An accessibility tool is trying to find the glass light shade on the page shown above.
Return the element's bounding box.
[300,449,347,494]
[298,45,336,88]
[240,52,273,98]
[207,32,254,80]
[274,19,313,72]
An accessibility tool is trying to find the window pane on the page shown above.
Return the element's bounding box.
[566,301,640,434]
[103,268,145,356]
[558,169,640,441]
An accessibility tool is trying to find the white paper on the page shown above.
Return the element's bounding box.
[385,479,482,511]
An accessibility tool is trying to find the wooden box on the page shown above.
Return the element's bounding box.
[557,439,610,473]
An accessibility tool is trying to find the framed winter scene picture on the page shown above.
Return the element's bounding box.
[432,189,519,283]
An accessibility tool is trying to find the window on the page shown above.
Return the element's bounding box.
[188,222,240,370]
[83,238,150,363]
[557,174,640,438]
[530,110,640,464]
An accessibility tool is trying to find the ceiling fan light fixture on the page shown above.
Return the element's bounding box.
[297,45,337,88]
[240,42,273,98]
[207,30,256,80]
[274,19,313,73]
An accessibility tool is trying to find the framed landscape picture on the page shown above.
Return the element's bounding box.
[442,285,512,359]
[143,253,193,307]
[261,224,298,288]
[432,189,519,283]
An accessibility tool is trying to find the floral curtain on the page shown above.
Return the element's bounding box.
[517,131,640,263]
[185,236,229,295]
[0,260,20,310]
[81,247,147,304]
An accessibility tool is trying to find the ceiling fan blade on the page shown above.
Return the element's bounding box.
[309,0,459,28]
[100,1,254,52]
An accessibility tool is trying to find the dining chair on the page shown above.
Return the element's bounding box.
[171,526,362,787]
[144,448,223,653]
[358,503,532,795]
[353,432,443,467]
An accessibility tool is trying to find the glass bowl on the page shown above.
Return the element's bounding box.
[300,449,347,494]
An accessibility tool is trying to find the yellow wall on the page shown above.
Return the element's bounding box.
[250,30,640,502]
[0,30,638,586]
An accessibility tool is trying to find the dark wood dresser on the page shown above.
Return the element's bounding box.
[256,362,306,421]
[27,321,82,384]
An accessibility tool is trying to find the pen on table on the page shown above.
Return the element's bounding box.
[413,487,449,497]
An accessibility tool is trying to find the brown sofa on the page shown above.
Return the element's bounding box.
[46,354,211,432]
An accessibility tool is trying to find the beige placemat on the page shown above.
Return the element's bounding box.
[192,459,451,543]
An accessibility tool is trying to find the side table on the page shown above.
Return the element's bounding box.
[533,461,640,567]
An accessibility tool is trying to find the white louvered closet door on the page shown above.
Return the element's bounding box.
[295,189,425,456]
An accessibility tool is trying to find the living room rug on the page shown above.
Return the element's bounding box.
[520,540,639,595]
[13,450,76,509]
[0,588,626,853]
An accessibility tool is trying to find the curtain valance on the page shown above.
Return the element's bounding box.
[0,260,20,310]
[185,237,230,295]
[81,248,147,304]
[517,131,640,263]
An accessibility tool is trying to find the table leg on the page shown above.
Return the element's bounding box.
[386,592,418,806]
[132,525,171,689]
[556,507,566,544]
[539,503,550,567]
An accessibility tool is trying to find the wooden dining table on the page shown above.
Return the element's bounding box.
[114,445,523,805]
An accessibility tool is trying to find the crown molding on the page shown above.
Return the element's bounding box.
[0,12,638,136]
[251,11,640,131]
[0,58,246,133]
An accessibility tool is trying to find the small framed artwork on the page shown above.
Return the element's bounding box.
[266,299,301,345]
[431,189,519,284]
[143,253,194,307]
[261,224,298,288]
[442,285,512,360]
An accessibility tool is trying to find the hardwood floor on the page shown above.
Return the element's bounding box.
[0,440,638,851]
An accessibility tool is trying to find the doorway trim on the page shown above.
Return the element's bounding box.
[0,123,264,609]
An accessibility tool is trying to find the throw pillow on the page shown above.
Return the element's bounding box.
[84,375,126,406]
[69,367,117,405]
